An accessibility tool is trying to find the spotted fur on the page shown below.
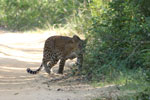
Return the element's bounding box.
[27,35,84,75]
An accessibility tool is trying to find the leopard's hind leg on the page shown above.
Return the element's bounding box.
[43,58,59,74]
[43,59,50,74]
[47,59,58,73]
[58,58,66,74]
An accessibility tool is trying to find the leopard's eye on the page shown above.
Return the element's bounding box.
[78,43,82,49]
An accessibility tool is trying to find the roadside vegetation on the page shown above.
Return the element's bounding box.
[0,0,150,99]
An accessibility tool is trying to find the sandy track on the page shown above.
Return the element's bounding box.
[0,30,119,100]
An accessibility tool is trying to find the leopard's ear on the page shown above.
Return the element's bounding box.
[73,35,80,42]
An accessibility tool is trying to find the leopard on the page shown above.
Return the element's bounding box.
[26,35,85,75]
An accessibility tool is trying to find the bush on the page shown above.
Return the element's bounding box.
[0,0,89,31]
[83,0,150,80]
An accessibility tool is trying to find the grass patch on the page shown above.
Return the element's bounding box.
[91,68,150,100]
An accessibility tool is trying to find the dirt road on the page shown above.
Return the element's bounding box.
[0,30,119,100]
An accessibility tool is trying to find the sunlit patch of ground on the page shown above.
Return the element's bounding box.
[0,30,58,90]
[0,31,57,62]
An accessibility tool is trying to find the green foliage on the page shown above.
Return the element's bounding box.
[83,1,150,98]
[83,0,150,81]
[136,88,150,100]
[117,87,150,100]
[92,68,150,99]
[0,0,89,31]
[1,0,150,98]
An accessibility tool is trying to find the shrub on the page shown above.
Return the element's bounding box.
[83,0,150,80]
[0,0,89,31]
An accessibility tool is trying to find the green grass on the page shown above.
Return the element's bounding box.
[91,68,150,100]
[0,0,89,31]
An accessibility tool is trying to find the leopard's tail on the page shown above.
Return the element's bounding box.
[27,63,43,74]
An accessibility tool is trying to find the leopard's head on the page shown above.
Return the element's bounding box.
[72,35,87,54]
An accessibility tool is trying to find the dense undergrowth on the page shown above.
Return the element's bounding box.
[0,0,150,99]
[0,0,90,32]
[82,0,150,99]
